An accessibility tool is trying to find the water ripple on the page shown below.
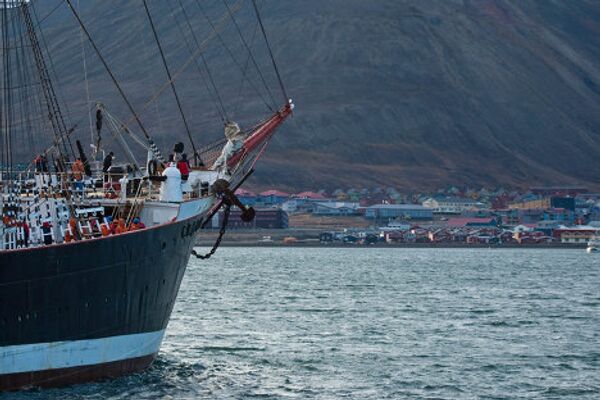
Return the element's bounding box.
[4,248,599,399]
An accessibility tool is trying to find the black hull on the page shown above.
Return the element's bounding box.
[0,213,204,390]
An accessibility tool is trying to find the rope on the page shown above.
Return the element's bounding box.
[29,2,76,158]
[34,0,65,28]
[64,0,154,143]
[173,0,227,122]
[221,0,277,110]
[106,0,246,139]
[142,0,199,164]
[2,0,12,177]
[233,16,260,116]
[131,0,245,125]
[192,203,231,259]
[76,0,94,150]
[194,0,274,112]
[251,0,289,102]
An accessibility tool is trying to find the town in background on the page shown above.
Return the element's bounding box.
[201,186,600,246]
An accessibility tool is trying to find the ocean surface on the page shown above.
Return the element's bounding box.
[6,248,600,399]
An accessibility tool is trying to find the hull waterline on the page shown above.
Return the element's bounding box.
[0,213,203,390]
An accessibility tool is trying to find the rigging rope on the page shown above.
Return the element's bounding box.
[30,2,76,149]
[120,0,245,135]
[194,0,274,113]
[35,0,65,28]
[64,0,155,144]
[2,0,13,178]
[21,2,74,161]
[233,12,260,117]
[251,0,288,102]
[221,0,277,110]
[76,0,94,153]
[174,0,227,122]
[142,0,199,164]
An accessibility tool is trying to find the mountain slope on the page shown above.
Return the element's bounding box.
[26,0,600,190]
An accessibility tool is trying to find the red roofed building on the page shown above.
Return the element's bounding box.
[294,191,327,200]
[235,188,257,197]
[258,190,291,206]
[260,189,290,197]
[235,188,258,206]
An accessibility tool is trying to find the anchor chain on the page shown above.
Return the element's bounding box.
[191,203,231,260]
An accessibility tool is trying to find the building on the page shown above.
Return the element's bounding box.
[294,191,327,201]
[385,220,412,231]
[509,198,549,210]
[535,220,561,236]
[530,186,588,196]
[422,197,484,214]
[219,208,289,229]
[554,227,599,244]
[332,189,349,201]
[543,208,574,225]
[518,209,545,224]
[313,202,360,216]
[235,188,257,206]
[428,229,451,243]
[384,230,416,243]
[509,196,575,211]
[494,209,519,225]
[280,192,330,214]
[466,234,499,244]
[550,197,575,212]
[365,204,433,221]
[360,193,395,207]
[281,200,300,213]
[446,217,499,228]
[513,230,553,244]
[257,190,290,206]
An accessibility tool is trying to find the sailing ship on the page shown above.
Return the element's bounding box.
[0,0,292,390]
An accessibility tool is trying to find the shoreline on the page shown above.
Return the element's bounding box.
[195,241,588,249]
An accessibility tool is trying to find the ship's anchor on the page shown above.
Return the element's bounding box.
[211,179,256,222]
[191,179,255,259]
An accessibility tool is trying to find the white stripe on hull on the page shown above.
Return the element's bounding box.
[0,330,165,375]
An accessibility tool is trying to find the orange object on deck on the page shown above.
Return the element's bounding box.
[115,219,127,234]
[72,159,85,181]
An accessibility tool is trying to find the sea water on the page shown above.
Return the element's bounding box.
[7,248,600,399]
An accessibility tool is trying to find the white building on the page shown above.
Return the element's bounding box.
[313,202,360,216]
[282,200,299,213]
[364,204,433,220]
[422,197,485,214]
[386,220,411,231]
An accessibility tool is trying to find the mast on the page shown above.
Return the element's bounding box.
[20,0,74,166]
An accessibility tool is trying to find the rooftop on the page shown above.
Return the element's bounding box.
[366,204,429,210]
[295,191,327,200]
[235,188,257,197]
[315,201,359,210]
[260,190,291,197]
[434,196,483,204]
[447,217,497,227]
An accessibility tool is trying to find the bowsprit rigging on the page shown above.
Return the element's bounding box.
[0,0,293,391]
